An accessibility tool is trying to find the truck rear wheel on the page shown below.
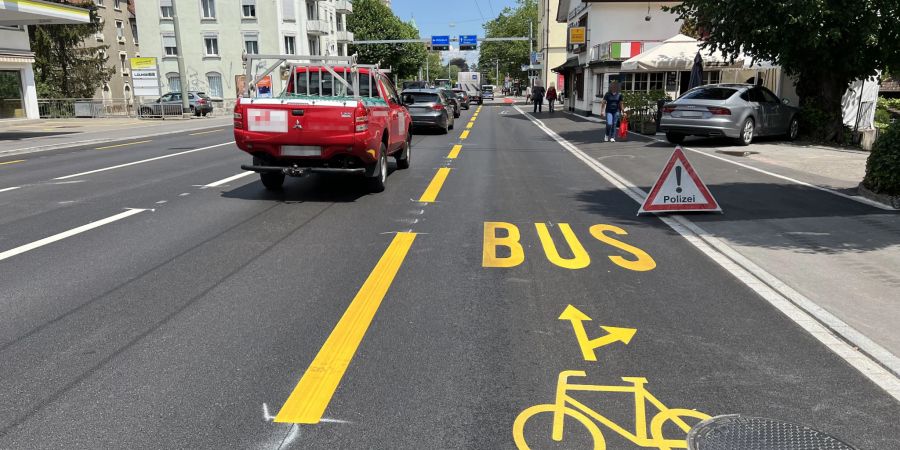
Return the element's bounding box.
[367,144,387,193]
[260,172,284,190]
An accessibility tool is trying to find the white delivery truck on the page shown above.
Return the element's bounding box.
[457,72,483,105]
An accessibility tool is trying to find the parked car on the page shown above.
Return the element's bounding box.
[481,86,494,101]
[141,91,213,117]
[234,63,412,192]
[440,88,462,118]
[401,88,455,134]
[452,88,470,110]
[659,84,800,146]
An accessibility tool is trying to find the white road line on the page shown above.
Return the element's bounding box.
[0,208,148,262]
[0,186,20,193]
[515,105,900,400]
[53,141,234,180]
[202,171,254,188]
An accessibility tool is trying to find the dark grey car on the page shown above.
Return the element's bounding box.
[401,89,455,134]
[140,91,214,117]
[659,84,800,146]
[440,88,461,118]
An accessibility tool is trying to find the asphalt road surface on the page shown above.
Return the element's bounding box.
[1,104,898,449]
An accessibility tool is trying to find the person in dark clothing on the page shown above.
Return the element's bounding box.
[532,82,546,113]
[546,84,558,112]
[599,81,623,142]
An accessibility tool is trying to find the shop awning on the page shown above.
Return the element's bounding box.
[0,49,35,63]
[552,57,580,73]
[620,34,745,71]
[0,0,90,26]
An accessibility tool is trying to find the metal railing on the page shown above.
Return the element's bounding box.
[37,98,138,118]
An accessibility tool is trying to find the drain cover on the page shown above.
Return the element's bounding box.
[687,415,856,450]
[715,150,759,157]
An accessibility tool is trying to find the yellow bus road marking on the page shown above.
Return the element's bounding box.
[448,144,462,159]
[418,167,451,203]
[0,160,25,166]
[189,128,224,136]
[558,305,637,361]
[95,140,152,150]
[466,122,474,129]
[274,232,417,424]
[460,130,470,140]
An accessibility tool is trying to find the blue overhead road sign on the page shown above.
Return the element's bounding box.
[459,35,477,50]
[431,35,450,50]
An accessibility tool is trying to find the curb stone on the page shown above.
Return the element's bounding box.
[857,183,900,209]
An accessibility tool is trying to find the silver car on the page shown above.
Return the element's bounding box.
[659,84,800,146]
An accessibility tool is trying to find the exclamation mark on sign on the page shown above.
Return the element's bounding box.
[675,166,683,193]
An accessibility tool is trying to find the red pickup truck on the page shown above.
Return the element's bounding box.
[233,62,412,192]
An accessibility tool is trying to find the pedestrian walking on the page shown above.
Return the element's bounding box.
[546,84,558,113]
[524,85,532,104]
[599,81,624,142]
[532,81,546,113]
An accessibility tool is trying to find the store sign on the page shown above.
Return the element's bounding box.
[130,57,160,97]
[569,27,586,45]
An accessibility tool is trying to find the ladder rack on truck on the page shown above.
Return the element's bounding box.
[241,53,391,101]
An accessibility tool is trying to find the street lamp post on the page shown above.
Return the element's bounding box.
[171,0,190,115]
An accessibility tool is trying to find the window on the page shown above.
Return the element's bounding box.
[206,72,223,98]
[204,37,219,56]
[284,36,296,55]
[308,36,319,55]
[575,72,584,101]
[130,19,139,45]
[244,36,259,54]
[96,0,104,6]
[167,73,181,92]
[337,43,345,56]
[120,53,127,74]
[201,0,216,19]
[160,0,173,18]
[760,87,780,103]
[241,0,256,18]
[682,87,738,100]
[306,1,317,20]
[162,34,177,56]
[115,20,125,41]
[704,71,721,85]
[282,0,295,21]
[95,18,104,41]
[649,72,664,91]
[114,0,121,10]
[337,13,344,31]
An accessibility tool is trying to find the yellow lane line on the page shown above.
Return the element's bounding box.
[0,160,25,166]
[274,232,417,424]
[460,130,470,140]
[466,122,474,129]
[189,128,224,136]
[448,144,462,159]
[418,168,451,203]
[95,140,152,150]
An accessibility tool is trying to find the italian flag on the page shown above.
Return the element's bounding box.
[611,42,643,59]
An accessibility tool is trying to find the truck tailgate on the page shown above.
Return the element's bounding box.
[243,100,357,145]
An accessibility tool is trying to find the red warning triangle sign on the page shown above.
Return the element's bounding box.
[639,146,721,214]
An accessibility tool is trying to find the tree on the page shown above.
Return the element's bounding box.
[478,0,536,86]
[348,0,426,80]
[665,0,900,142]
[28,0,113,98]
[424,52,442,81]
[449,57,469,72]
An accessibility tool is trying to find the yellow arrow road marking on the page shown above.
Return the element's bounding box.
[419,167,451,203]
[95,140,152,150]
[275,232,417,424]
[0,160,25,166]
[448,144,462,159]
[559,305,637,361]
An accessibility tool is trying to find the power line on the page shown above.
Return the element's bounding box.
[472,0,486,22]
[486,0,495,16]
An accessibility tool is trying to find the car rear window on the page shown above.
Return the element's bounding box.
[406,93,439,103]
[680,87,737,100]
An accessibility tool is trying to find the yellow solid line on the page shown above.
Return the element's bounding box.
[448,144,462,159]
[460,130,470,140]
[0,160,25,166]
[189,128,224,136]
[274,232,417,424]
[418,167,451,203]
[95,140,152,150]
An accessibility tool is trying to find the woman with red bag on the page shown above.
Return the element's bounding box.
[546,84,558,112]
[599,81,624,142]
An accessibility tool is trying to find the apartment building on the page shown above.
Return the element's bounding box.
[537,0,567,91]
[90,0,141,102]
[134,0,354,104]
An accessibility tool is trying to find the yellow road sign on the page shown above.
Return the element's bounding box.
[129,57,157,70]
[569,27,586,45]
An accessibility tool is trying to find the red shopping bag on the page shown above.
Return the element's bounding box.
[617,114,629,140]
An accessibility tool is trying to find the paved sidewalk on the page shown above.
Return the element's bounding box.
[0,116,232,157]
[531,110,900,371]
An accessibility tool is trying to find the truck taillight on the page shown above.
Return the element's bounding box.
[233,112,243,129]
[354,102,369,132]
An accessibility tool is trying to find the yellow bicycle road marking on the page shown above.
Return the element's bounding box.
[559,305,637,361]
[418,168,452,203]
[448,144,462,159]
[0,160,25,166]
[460,130,470,140]
[275,232,417,424]
[95,140,152,150]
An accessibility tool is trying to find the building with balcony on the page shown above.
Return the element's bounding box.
[89,0,141,104]
[134,0,351,104]
[0,0,90,120]
[538,0,567,91]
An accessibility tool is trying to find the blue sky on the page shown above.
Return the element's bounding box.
[390,0,521,65]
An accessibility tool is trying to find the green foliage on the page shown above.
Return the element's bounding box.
[449,58,469,72]
[478,0,537,85]
[28,0,114,98]
[348,0,425,79]
[876,97,900,129]
[665,0,900,143]
[622,90,669,130]
[864,120,900,196]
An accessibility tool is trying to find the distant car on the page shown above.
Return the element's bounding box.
[452,88,470,110]
[659,84,800,146]
[402,88,455,134]
[440,88,462,118]
[481,86,494,101]
[141,91,213,117]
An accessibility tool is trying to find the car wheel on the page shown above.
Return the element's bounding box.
[448,115,455,130]
[737,117,755,146]
[139,107,152,116]
[367,144,387,193]
[260,172,285,190]
[396,131,411,169]
[666,132,685,144]
[454,109,460,118]
[201,111,209,117]
[787,116,799,141]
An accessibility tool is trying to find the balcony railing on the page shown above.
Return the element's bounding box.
[590,40,660,62]
[306,19,329,35]
[334,0,353,14]
[336,30,354,43]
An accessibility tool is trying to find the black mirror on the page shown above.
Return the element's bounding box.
[781,98,791,106]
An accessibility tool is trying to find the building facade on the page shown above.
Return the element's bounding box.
[134,0,353,105]
[538,0,567,91]
[554,0,681,116]
[90,0,140,103]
